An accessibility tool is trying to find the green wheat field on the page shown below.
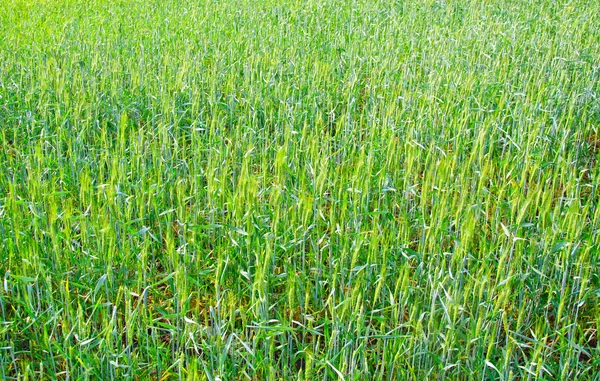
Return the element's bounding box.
[1,0,599,379]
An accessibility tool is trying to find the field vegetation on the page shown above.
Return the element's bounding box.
[0,0,599,379]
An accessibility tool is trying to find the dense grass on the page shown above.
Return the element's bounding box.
[1,0,599,379]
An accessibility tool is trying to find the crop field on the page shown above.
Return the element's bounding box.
[1,0,599,379]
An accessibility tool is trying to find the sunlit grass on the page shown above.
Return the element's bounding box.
[1,0,599,379]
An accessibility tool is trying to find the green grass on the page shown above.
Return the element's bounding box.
[1,0,599,379]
